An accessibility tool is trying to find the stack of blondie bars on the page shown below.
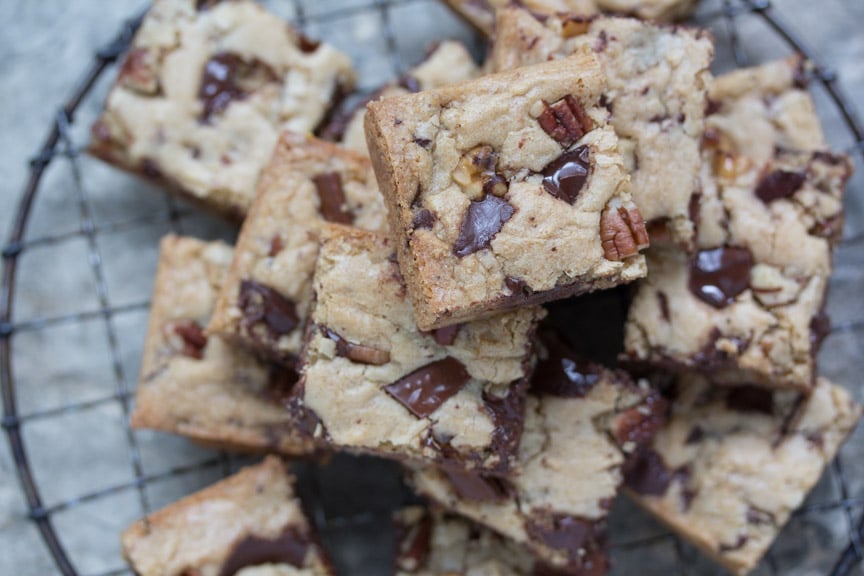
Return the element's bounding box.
[89,0,860,574]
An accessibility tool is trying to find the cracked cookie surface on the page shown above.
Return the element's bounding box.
[491,8,714,248]
[409,333,665,570]
[208,132,388,366]
[89,0,356,218]
[299,225,544,473]
[624,375,861,576]
[132,235,316,455]
[122,457,332,576]
[365,54,647,331]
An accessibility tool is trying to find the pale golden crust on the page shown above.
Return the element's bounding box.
[365,54,646,331]
[132,235,314,455]
[88,0,355,218]
[122,457,331,576]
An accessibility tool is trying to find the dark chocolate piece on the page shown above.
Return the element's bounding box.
[320,325,390,365]
[685,425,705,444]
[809,310,830,351]
[483,386,526,468]
[411,208,436,230]
[525,515,608,575]
[623,448,681,496]
[443,468,511,501]
[312,172,353,224]
[536,95,593,147]
[395,511,433,571]
[218,528,308,576]
[384,357,471,418]
[505,276,534,297]
[532,334,602,397]
[746,506,776,525]
[198,52,276,122]
[725,385,774,415]
[754,169,806,203]
[423,324,462,346]
[238,280,300,341]
[541,145,591,204]
[453,194,515,257]
[688,247,754,308]
[611,393,668,447]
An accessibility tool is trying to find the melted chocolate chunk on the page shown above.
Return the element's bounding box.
[541,145,591,204]
[504,276,534,297]
[452,194,514,258]
[168,319,207,359]
[483,386,526,467]
[265,365,301,405]
[411,208,435,230]
[320,325,390,365]
[422,323,462,346]
[312,172,353,224]
[536,95,594,147]
[755,169,806,203]
[443,468,511,501]
[384,357,471,418]
[725,385,774,415]
[395,511,432,571]
[198,52,276,122]
[612,393,668,447]
[525,514,608,573]
[238,280,300,342]
[688,247,754,308]
[218,528,308,576]
[532,334,602,397]
[623,448,681,496]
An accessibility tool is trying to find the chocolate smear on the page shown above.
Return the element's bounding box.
[541,145,591,204]
[453,194,514,257]
[384,357,471,418]
[688,247,754,308]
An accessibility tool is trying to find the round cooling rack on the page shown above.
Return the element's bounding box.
[2,0,864,575]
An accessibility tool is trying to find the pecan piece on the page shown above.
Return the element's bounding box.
[164,319,208,359]
[451,145,508,200]
[599,201,650,261]
[536,95,593,147]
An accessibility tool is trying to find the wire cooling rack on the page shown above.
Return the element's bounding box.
[2,0,863,574]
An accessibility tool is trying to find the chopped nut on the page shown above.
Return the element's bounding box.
[600,201,650,261]
[163,319,208,359]
[536,95,593,147]
[561,15,593,38]
[712,150,752,181]
[452,145,509,200]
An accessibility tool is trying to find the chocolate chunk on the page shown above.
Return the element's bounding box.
[141,158,162,179]
[167,319,208,359]
[685,425,705,444]
[422,324,462,346]
[453,194,514,258]
[384,357,471,418]
[483,386,526,467]
[657,292,670,322]
[692,328,748,367]
[688,247,754,308]
[532,334,602,397]
[525,514,608,573]
[395,511,432,571]
[297,33,320,54]
[413,137,432,149]
[623,448,680,496]
[443,468,511,501]
[312,172,353,224]
[269,234,284,257]
[536,95,593,147]
[611,393,668,448]
[218,528,308,576]
[755,169,806,203]
[198,52,277,122]
[504,276,534,297]
[265,365,301,405]
[718,534,749,553]
[320,325,390,365]
[725,385,774,415]
[541,145,591,204]
[809,310,830,351]
[195,0,220,9]
[238,280,300,341]
[411,208,435,230]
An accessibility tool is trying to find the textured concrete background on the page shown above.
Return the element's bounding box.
[0,1,862,575]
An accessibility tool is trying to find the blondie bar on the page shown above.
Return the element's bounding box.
[132,235,315,455]
[122,457,331,575]
[300,225,544,473]
[208,132,388,366]
[624,375,861,575]
[365,54,648,330]
[89,0,355,219]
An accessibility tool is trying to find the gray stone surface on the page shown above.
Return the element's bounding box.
[0,0,862,575]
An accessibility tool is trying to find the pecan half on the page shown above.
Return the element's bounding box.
[600,201,650,261]
[536,95,593,147]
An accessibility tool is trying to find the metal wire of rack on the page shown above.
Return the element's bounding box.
[1,0,863,575]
